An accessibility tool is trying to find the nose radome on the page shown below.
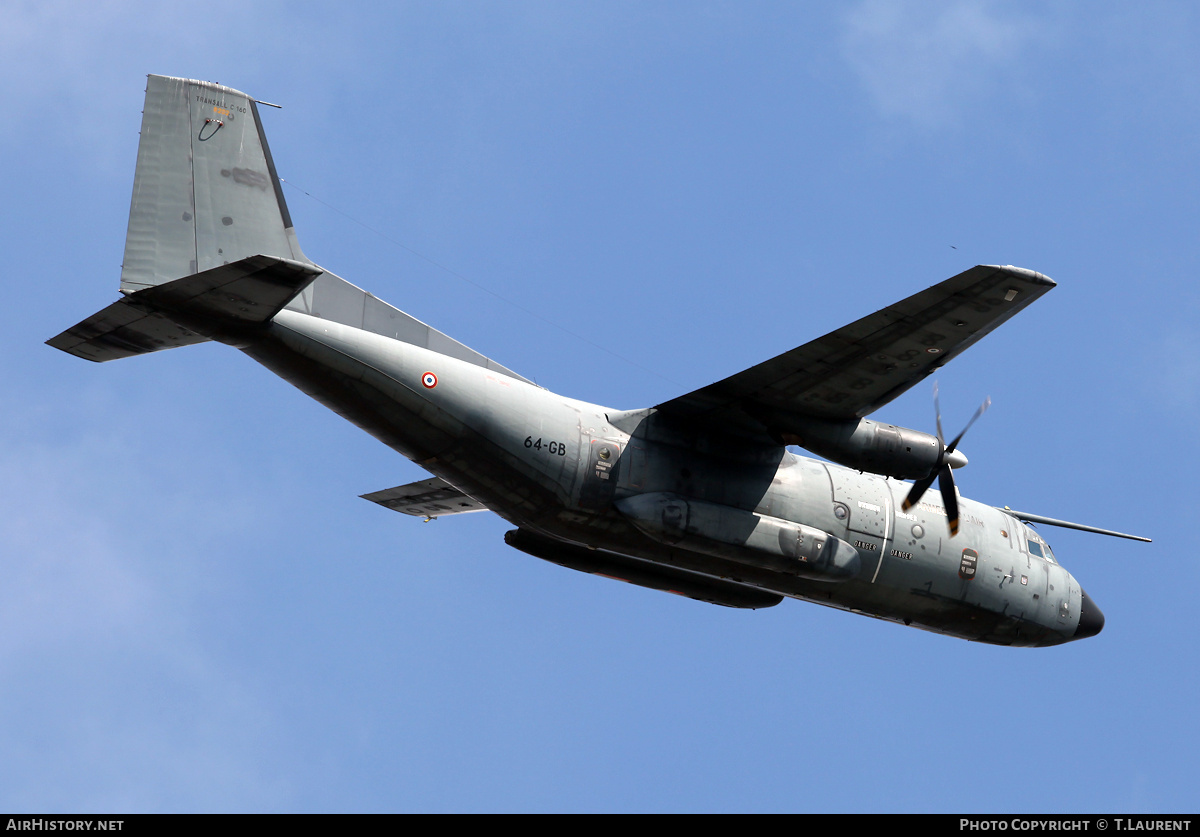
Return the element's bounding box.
[1075,588,1105,639]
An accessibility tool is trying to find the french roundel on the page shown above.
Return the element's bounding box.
[421,372,438,389]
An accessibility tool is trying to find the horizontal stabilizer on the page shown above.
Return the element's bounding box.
[362,476,490,519]
[45,300,207,362]
[131,255,322,325]
[48,255,322,362]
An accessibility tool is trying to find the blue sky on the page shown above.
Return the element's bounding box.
[1,1,1195,813]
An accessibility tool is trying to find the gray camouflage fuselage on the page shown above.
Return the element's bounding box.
[50,75,1116,648]
[249,307,1088,647]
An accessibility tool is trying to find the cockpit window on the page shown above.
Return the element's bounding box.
[1025,531,1058,564]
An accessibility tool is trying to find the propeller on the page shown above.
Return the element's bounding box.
[901,383,990,536]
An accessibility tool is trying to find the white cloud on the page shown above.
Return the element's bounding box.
[840,0,1045,129]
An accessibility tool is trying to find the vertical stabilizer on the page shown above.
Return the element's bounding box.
[120,75,309,292]
[53,74,529,382]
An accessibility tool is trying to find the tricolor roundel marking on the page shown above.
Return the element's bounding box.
[421,372,438,389]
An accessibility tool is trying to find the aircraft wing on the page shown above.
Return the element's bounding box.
[361,477,490,519]
[655,265,1055,437]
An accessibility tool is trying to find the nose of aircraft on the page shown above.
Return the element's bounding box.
[1075,588,1105,639]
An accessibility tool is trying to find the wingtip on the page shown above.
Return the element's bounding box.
[984,265,1057,287]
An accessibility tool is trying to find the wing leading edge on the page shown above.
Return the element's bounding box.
[655,265,1055,440]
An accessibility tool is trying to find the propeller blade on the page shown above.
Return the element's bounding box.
[945,396,991,454]
[938,463,960,536]
[902,470,938,511]
[903,383,988,534]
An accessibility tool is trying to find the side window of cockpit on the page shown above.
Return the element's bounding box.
[1025,536,1058,564]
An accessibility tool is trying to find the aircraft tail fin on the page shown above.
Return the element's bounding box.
[120,74,309,293]
[48,75,318,362]
[52,74,532,382]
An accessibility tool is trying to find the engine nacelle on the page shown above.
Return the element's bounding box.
[781,415,942,480]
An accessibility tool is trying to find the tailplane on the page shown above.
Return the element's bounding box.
[48,255,321,361]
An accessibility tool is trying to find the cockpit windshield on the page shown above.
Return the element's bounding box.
[1025,529,1057,564]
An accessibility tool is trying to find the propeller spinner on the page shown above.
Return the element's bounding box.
[900,383,990,536]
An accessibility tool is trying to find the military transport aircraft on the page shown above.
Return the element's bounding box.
[49,76,1150,647]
